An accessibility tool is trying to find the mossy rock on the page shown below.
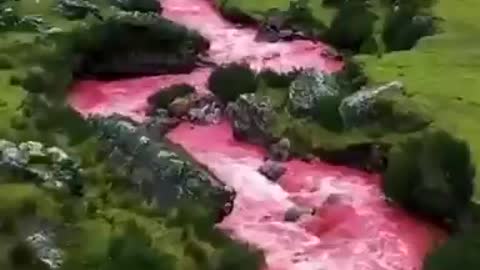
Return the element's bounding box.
[146,83,195,110]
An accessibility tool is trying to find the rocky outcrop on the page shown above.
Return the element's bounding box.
[226,94,276,145]
[89,114,234,212]
[0,140,83,195]
[187,95,223,125]
[288,70,341,115]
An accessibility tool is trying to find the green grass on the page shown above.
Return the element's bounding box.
[0,183,59,218]
[358,0,480,199]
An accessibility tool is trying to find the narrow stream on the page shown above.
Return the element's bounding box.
[69,0,443,269]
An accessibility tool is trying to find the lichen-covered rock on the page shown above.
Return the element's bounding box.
[26,231,63,269]
[258,160,286,181]
[55,0,101,20]
[226,94,275,145]
[90,114,233,212]
[339,81,405,128]
[288,70,341,114]
[0,140,82,194]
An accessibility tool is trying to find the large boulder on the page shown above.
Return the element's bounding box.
[90,115,233,212]
[288,70,341,115]
[339,81,410,129]
[226,94,276,145]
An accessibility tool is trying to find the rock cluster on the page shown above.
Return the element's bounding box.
[0,140,82,194]
[226,93,275,145]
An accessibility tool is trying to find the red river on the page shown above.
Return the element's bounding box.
[69,0,444,269]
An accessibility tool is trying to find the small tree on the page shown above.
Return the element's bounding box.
[383,130,475,220]
[208,63,258,103]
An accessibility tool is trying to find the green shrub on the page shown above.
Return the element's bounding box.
[311,95,344,132]
[325,1,378,52]
[208,63,258,103]
[382,0,436,51]
[102,222,176,270]
[9,240,49,270]
[0,55,13,69]
[110,0,162,13]
[213,241,265,270]
[147,83,194,110]
[258,69,299,88]
[423,226,480,270]
[383,130,475,220]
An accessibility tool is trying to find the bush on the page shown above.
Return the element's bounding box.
[258,69,299,88]
[382,11,435,51]
[0,54,13,69]
[423,226,480,270]
[146,83,194,110]
[208,63,258,103]
[9,240,49,270]
[311,94,344,132]
[214,241,265,270]
[325,0,378,52]
[383,130,475,220]
[110,0,162,13]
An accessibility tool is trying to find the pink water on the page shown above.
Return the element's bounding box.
[68,0,443,269]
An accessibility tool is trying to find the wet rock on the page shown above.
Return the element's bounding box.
[268,138,290,162]
[168,96,192,118]
[339,81,405,129]
[288,70,341,115]
[284,206,315,222]
[188,96,223,125]
[226,93,275,145]
[258,160,286,181]
[143,109,180,138]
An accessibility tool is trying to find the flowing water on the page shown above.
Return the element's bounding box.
[69,0,444,269]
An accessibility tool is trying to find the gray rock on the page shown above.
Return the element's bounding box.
[26,231,63,269]
[226,94,275,145]
[284,206,314,222]
[55,0,101,20]
[268,138,290,162]
[258,160,286,181]
[168,96,192,118]
[288,70,341,114]
[339,81,405,129]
